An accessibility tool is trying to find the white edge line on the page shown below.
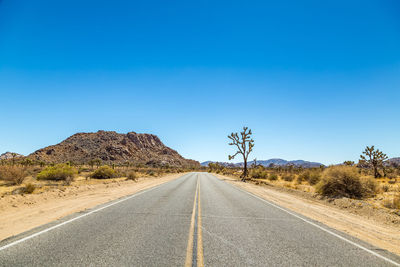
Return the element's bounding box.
[217,176,400,267]
[0,174,189,252]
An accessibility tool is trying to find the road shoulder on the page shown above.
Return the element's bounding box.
[215,174,400,256]
[0,173,185,242]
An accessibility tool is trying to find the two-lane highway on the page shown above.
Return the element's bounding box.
[1,173,399,266]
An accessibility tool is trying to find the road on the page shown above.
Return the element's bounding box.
[1,172,399,266]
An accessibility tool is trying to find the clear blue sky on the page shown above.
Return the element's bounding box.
[1,0,400,165]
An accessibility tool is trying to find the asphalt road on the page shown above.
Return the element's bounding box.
[1,172,399,266]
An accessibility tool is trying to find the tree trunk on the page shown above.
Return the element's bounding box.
[373,165,379,178]
[242,160,248,182]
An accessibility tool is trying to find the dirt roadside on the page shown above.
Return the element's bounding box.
[215,174,400,256]
[0,173,185,242]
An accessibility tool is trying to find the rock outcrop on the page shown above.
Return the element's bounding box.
[0,152,24,160]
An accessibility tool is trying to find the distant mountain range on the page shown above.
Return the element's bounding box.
[386,157,400,167]
[201,158,324,168]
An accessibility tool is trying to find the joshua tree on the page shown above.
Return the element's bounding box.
[10,152,18,166]
[251,158,257,168]
[343,161,355,166]
[228,127,254,181]
[360,145,388,178]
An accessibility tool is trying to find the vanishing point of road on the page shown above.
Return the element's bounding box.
[1,173,399,266]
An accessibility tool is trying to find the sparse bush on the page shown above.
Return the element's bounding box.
[282,174,295,182]
[298,170,321,185]
[308,172,321,185]
[361,177,378,197]
[0,165,27,185]
[268,173,278,181]
[250,167,268,179]
[298,171,310,183]
[127,172,138,181]
[316,166,364,199]
[146,169,157,177]
[381,184,390,192]
[91,166,116,179]
[37,164,77,183]
[23,183,35,194]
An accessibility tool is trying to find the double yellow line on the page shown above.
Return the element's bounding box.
[185,177,204,267]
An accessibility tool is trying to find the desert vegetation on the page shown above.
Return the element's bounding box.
[209,143,400,212]
[0,165,27,185]
[0,157,200,197]
[37,164,77,184]
[228,126,254,181]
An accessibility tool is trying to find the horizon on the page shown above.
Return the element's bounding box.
[0,129,397,166]
[1,0,400,165]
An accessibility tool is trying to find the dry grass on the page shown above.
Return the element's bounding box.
[0,165,27,185]
[383,194,400,210]
[126,172,138,181]
[0,165,188,197]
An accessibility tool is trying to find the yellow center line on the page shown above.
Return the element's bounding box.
[185,177,199,267]
[197,178,204,267]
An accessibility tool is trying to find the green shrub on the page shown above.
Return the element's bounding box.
[90,166,116,179]
[0,165,27,185]
[37,164,76,183]
[268,173,278,181]
[316,166,366,199]
[127,172,138,181]
[282,174,295,182]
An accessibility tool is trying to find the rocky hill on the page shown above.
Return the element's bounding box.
[28,130,199,167]
[0,152,24,160]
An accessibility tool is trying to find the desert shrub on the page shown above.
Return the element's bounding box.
[127,172,138,181]
[23,183,35,194]
[0,165,27,185]
[37,164,77,183]
[268,173,278,181]
[298,171,310,182]
[282,174,295,182]
[90,166,116,179]
[383,194,400,209]
[316,166,365,199]
[146,169,157,177]
[308,172,321,185]
[298,170,321,185]
[250,167,268,179]
[360,177,378,197]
